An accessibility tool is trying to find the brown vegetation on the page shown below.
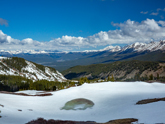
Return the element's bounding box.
[0,91,52,96]
[0,104,4,107]
[26,118,138,124]
[136,97,165,105]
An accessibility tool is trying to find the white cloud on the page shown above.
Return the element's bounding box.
[0,19,165,51]
[140,11,148,14]
[160,15,164,19]
[157,8,162,12]
[0,18,8,26]
[158,21,165,27]
[150,12,159,16]
[141,8,165,18]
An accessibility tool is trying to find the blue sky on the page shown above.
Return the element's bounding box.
[0,0,165,51]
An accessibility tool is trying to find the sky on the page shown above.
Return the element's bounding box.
[0,0,165,51]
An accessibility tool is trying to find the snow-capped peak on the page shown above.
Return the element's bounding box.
[83,45,121,53]
[0,40,165,54]
[122,42,146,51]
[110,46,121,52]
[101,46,115,51]
[121,40,165,52]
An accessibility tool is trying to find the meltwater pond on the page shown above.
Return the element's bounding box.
[61,98,94,110]
[1,82,165,124]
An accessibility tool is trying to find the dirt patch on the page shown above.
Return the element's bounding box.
[136,97,165,105]
[107,118,138,124]
[26,118,138,124]
[0,104,4,107]
[0,91,52,96]
[125,70,139,79]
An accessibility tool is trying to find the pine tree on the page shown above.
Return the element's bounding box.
[157,73,159,80]
[107,76,111,81]
[111,74,114,82]
[149,74,153,80]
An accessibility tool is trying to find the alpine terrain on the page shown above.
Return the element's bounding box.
[0,40,165,71]
[0,57,66,82]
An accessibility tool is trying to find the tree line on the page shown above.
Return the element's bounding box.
[0,75,77,92]
[0,73,165,92]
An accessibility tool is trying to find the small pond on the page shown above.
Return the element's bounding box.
[61,98,94,110]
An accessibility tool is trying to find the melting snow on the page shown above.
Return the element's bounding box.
[15,90,48,96]
[0,81,165,124]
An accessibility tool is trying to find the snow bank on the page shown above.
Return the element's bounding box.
[0,56,7,59]
[15,90,49,96]
[0,81,165,124]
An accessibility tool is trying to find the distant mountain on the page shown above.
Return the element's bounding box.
[120,40,165,52]
[1,40,164,54]
[62,60,165,81]
[0,57,66,82]
[0,40,165,71]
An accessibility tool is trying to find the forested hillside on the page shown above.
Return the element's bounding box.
[62,60,165,81]
[0,75,76,92]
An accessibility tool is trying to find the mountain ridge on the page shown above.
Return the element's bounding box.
[0,40,165,71]
[0,40,165,54]
[62,60,165,81]
[0,57,66,82]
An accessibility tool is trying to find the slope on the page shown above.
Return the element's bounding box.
[62,60,165,81]
[0,82,165,123]
[0,57,66,82]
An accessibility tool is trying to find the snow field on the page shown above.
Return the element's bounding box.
[0,81,165,124]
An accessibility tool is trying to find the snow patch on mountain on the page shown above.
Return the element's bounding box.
[121,40,165,52]
[0,57,67,82]
[0,40,165,54]
[83,45,121,53]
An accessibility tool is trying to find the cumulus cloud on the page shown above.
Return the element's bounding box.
[0,18,165,51]
[158,21,165,26]
[0,18,8,26]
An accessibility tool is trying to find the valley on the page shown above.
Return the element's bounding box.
[0,41,165,71]
[1,1,165,123]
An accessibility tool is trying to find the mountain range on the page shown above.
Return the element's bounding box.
[0,40,165,71]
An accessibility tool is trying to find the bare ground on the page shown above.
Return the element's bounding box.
[136,97,165,105]
[26,118,138,124]
[0,91,52,96]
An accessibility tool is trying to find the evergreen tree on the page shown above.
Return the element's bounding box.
[157,73,159,80]
[149,74,153,80]
[107,76,111,81]
[111,74,114,82]
[144,74,148,81]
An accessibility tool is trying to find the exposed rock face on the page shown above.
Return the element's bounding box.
[61,98,94,110]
